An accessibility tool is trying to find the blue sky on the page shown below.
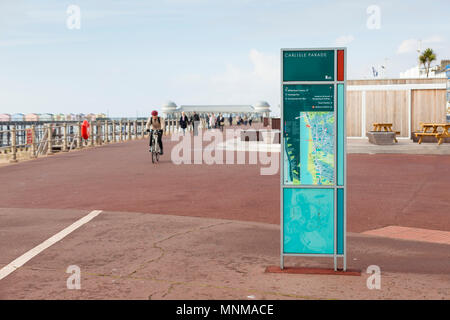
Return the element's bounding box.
[0,0,449,117]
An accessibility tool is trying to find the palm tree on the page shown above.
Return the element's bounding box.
[419,48,437,77]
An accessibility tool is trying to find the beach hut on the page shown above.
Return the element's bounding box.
[25,113,39,121]
[76,113,85,121]
[11,113,25,121]
[65,114,76,121]
[86,113,97,121]
[0,114,11,122]
[96,113,107,119]
[54,114,65,121]
[39,113,54,121]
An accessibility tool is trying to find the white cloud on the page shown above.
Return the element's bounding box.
[397,36,445,54]
[170,49,280,114]
[335,35,354,46]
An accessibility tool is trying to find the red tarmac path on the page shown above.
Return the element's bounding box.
[0,137,449,233]
[0,135,449,299]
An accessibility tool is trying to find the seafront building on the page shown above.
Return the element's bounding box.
[160,101,271,120]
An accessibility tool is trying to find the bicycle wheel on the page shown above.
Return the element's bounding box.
[152,151,156,163]
[156,152,159,163]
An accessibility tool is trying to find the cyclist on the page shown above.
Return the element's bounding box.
[145,110,165,155]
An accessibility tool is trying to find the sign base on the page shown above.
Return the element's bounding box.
[265,266,360,276]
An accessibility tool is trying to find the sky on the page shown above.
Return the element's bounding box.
[0,0,449,117]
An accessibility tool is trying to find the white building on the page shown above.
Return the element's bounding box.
[161,100,271,119]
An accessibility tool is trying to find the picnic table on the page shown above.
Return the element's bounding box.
[415,123,450,145]
[372,123,399,143]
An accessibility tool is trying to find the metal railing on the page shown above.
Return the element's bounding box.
[0,117,267,163]
[0,120,149,163]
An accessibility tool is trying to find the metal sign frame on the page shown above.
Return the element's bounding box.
[280,47,347,271]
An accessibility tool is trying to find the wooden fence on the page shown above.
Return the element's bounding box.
[347,78,447,138]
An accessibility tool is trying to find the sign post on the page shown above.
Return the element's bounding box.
[446,65,450,123]
[280,48,347,271]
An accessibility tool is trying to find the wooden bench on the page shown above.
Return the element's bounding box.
[372,123,400,143]
[415,123,450,145]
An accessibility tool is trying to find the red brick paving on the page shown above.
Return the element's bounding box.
[362,226,450,245]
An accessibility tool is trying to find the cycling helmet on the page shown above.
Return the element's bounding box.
[151,110,158,116]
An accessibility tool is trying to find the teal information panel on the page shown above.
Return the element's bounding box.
[283,50,334,82]
[337,188,344,255]
[283,188,334,254]
[337,84,344,186]
[281,48,346,268]
[283,84,335,185]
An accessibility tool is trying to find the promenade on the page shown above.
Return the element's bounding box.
[0,134,449,299]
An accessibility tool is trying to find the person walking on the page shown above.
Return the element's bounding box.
[218,113,225,132]
[249,117,253,126]
[191,111,200,136]
[228,114,233,126]
[205,113,210,129]
[210,113,216,129]
[179,111,188,136]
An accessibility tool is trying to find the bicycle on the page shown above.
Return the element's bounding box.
[149,130,161,163]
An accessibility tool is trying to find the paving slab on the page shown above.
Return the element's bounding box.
[0,209,448,300]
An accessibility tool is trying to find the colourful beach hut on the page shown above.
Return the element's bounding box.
[65,114,76,121]
[25,113,39,121]
[11,113,25,121]
[39,113,54,121]
[86,113,97,121]
[54,114,65,121]
[0,113,11,122]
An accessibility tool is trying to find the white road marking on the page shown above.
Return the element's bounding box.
[0,210,102,281]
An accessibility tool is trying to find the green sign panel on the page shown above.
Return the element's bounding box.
[281,48,346,271]
[283,50,334,82]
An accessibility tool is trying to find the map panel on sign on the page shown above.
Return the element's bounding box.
[283,85,335,185]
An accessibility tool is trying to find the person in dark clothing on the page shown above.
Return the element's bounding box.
[191,111,200,136]
[228,115,233,126]
[249,117,253,126]
[179,112,189,135]
[205,114,210,129]
[218,113,225,132]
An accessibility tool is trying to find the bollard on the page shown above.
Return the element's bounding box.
[133,121,137,140]
[47,124,54,155]
[105,121,109,144]
[112,120,116,143]
[119,121,123,142]
[77,122,83,149]
[31,125,37,157]
[62,123,68,152]
[95,122,101,145]
[90,121,94,147]
[10,127,18,163]
[127,121,131,141]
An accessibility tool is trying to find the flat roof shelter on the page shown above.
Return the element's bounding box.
[161,101,271,119]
